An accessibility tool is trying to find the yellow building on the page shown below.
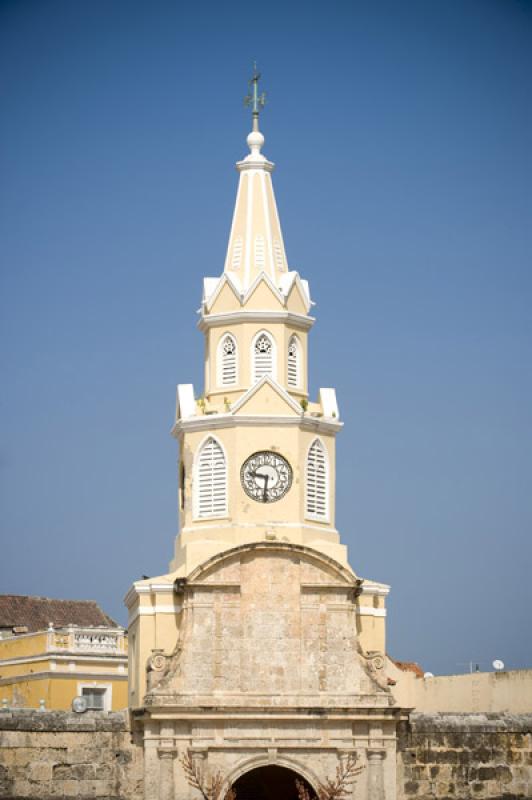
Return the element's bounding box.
[0,594,128,711]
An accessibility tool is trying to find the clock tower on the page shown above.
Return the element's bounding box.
[126,70,402,800]
[168,84,347,578]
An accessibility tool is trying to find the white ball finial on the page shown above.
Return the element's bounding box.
[247,129,264,156]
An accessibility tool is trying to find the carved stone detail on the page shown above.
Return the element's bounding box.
[358,647,392,695]
[146,640,183,693]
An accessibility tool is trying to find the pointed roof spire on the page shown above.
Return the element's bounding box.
[223,67,289,288]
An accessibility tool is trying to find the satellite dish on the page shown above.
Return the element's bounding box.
[72,696,88,713]
[492,659,505,671]
[423,672,434,679]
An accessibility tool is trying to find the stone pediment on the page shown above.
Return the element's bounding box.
[145,543,393,708]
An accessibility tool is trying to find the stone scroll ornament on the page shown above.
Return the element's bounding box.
[295,753,364,800]
[145,642,183,692]
[357,645,394,695]
[179,750,236,800]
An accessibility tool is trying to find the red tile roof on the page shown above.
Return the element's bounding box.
[391,658,425,678]
[0,595,120,633]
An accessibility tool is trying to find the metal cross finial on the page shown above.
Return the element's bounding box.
[244,62,266,130]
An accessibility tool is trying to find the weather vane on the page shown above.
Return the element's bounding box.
[244,62,266,130]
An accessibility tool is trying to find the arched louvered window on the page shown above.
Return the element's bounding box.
[287,335,300,388]
[306,439,329,521]
[218,334,237,386]
[194,437,227,519]
[253,332,275,382]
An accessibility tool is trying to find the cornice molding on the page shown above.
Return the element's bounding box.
[0,652,128,668]
[236,158,274,173]
[356,607,387,618]
[171,413,343,436]
[124,582,175,608]
[198,310,315,332]
[359,583,391,596]
[180,521,339,536]
[0,670,127,686]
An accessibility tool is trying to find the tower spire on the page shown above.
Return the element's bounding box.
[222,66,289,285]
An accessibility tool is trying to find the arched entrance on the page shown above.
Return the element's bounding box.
[232,765,315,800]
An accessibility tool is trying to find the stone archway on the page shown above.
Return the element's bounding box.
[232,765,315,800]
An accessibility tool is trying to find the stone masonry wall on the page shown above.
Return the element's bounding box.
[0,710,143,800]
[1,709,531,800]
[397,713,532,800]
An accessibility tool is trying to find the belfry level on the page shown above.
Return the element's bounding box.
[125,73,405,800]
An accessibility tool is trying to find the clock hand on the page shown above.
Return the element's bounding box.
[262,474,269,502]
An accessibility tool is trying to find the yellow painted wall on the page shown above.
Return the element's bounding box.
[388,663,532,713]
[0,632,48,659]
[0,675,128,710]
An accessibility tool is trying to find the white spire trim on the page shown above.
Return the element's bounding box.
[260,170,275,282]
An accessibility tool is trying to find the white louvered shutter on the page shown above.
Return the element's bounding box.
[306,439,328,519]
[231,236,243,270]
[287,337,299,388]
[220,335,237,386]
[273,239,284,271]
[254,235,265,270]
[196,437,227,518]
[253,333,273,381]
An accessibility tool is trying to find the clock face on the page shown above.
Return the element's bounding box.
[241,451,293,503]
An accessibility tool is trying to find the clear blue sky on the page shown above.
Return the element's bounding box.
[1,0,531,675]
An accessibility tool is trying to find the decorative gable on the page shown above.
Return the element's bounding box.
[207,278,241,314]
[242,275,285,311]
[232,376,301,416]
[286,280,310,315]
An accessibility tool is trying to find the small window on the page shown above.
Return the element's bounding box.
[253,332,274,382]
[306,439,328,520]
[287,335,300,388]
[82,688,106,710]
[219,334,237,386]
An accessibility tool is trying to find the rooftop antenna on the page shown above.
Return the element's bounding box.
[244,62,266,132]
[456,660,480,674]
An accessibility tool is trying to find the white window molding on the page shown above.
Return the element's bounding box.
[251,330,276,383]
[217,333,238,387]
[193,435,228,519]
[287,334,301,389]
[305,438,329,522]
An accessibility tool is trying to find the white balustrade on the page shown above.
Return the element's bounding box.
[46,626,125,655]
